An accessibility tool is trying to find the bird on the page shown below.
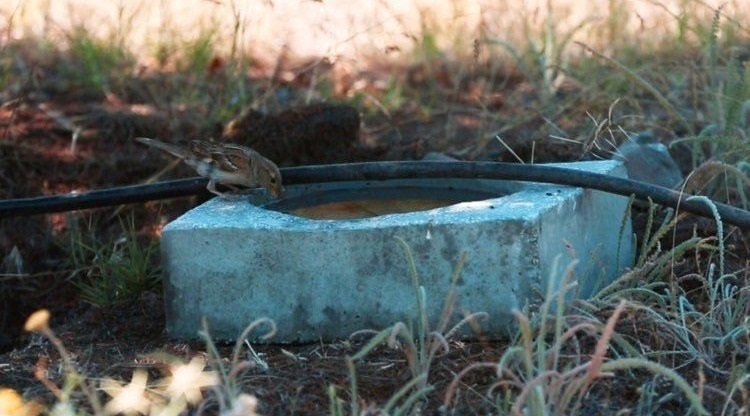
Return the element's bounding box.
[135,137,283,198]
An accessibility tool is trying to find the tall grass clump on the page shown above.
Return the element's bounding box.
[444,256,709,415]
[485,0,593,108]
[592,197,749,414]
[59,23,135,97]
[198,316,274,414]
[65,215,161,307]
[163,14,257,128]
[690,5,750,165]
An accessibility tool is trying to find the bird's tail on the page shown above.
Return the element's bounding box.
[135,137,192,159]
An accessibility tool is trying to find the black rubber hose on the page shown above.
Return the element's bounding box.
[2,161,749,229]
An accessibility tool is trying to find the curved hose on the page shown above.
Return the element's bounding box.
[1,161,749,229]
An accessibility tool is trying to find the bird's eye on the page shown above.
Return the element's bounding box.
[270,176,277,184]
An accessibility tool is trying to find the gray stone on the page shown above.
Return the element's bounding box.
[161,161,634,342]
[614,132,683,189]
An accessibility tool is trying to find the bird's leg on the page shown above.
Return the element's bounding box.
[206,180,224,197]
[207,180,250,201]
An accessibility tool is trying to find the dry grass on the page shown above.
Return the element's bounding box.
[3,0,748,68]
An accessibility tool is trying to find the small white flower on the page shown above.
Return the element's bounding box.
[164,357,219,404]
[102,370,151,415]
[221,394,261,416]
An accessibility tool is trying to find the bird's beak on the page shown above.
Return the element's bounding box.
[269,184,284,198]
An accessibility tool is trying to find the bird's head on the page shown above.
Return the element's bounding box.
[264,164,284,198]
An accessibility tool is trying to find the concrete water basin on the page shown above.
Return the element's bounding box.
[161,160,634,342]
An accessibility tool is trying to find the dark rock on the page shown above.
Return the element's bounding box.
[222,104,360,166]
[614,132,683,189]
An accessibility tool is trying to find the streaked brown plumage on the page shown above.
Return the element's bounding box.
[135,137,283,198]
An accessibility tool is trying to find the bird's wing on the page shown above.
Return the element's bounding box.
[135,137,192,159]
[190,140,250,173]
[218,144,257,172]
[188,140,221,158]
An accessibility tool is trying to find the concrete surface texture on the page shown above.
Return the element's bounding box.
[161,161,633,342]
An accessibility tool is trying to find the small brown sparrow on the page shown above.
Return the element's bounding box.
[135,137,283,198]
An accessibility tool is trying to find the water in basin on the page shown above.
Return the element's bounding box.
[265,185,503,220]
